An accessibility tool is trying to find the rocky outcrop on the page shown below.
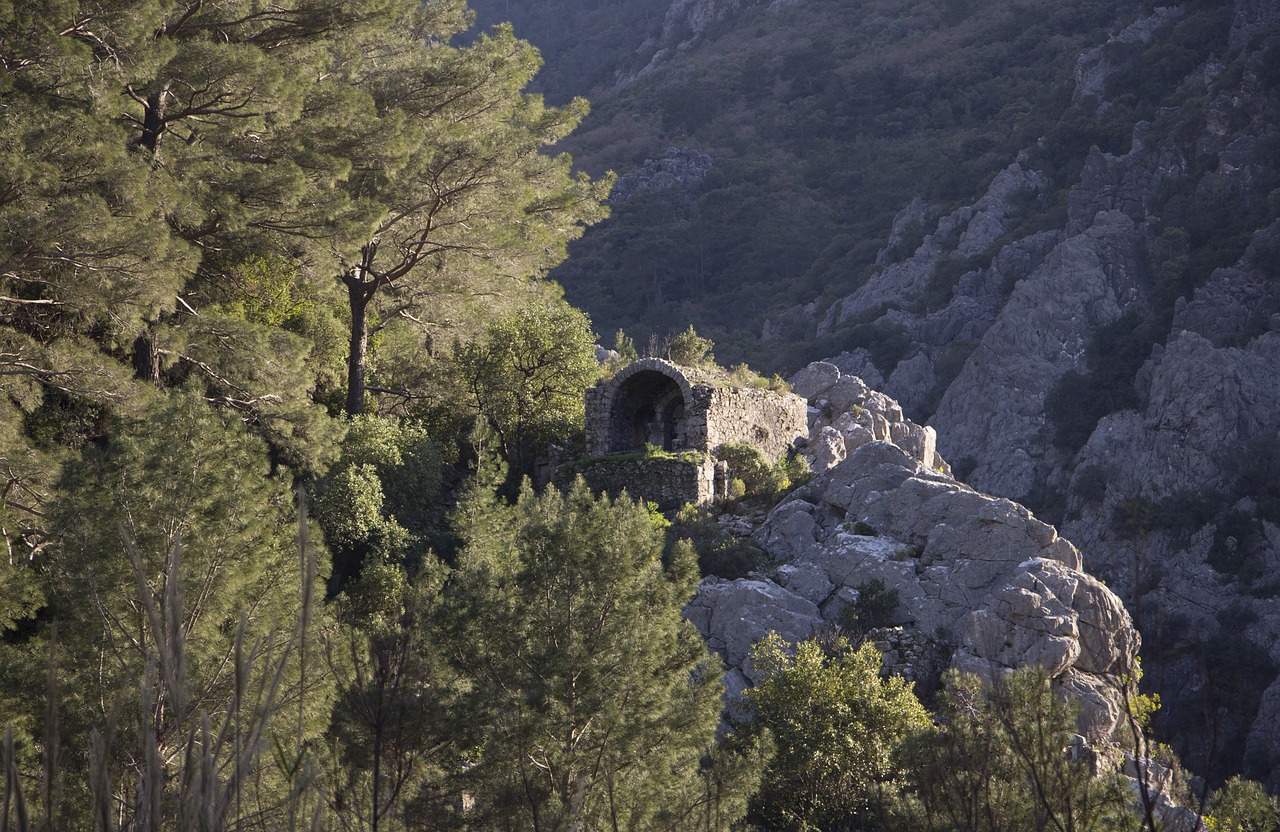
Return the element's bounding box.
[687,383,1141,743]
[1073,7,1185,107]
[610,148,714,203]
[821,163,1051,330]
[792,360,947,476]
[929,208,1147,500]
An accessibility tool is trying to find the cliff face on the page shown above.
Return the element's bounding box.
[470,0,1280,786]
[788,0,1280,786]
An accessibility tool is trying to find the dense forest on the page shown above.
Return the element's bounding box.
[3,0,1280,829]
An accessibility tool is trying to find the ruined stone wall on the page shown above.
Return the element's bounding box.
[584,359,704,456]
[704,387,810,461]
[578,359,808,507]
[565,456,716,510]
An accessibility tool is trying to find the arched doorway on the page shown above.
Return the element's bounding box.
[607,370,691,453]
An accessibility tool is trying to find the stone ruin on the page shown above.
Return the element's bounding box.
[571,358,809,509]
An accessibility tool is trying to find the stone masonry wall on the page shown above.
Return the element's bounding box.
[705,387,810,461]
[578,359,809,507]
[567,456,716,510]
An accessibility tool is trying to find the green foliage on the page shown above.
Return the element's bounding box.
[452,302,600,478]
[326,560,463,832]
[312,414,446,592]
[716,442,779,498]
[715,442,809,504]
[727,363,794,394]
[1208,776,1280,832]
[744,632,930,831]
[334,22,612,414]
[891,669,1139,832]
[39,390,335,827]
[672,503,770,579]
[668,324,717,367]
[445,479,756,830]
[840,578,901,642]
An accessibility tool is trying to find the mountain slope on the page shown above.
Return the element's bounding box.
[472,0,1280,790]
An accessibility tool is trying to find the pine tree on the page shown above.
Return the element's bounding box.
[328,17,612,415]
[37,390,336,828]
[443,478,753,831]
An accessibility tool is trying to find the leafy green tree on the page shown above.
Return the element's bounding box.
[312,413,447,592]
[743,633,930,831]
[444,477,755,831]
[327,561,462,832]
[452,302,599,478]
[1208,776,1280,832]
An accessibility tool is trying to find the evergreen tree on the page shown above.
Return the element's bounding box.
[330,19,612,415]
[444,477,754,831]
[34,390,336,828]
[327,560,462,832]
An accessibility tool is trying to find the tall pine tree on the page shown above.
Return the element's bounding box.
[443,477,756,831]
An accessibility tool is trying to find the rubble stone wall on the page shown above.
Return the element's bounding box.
[705,387,810,461]
[568,456,716,510]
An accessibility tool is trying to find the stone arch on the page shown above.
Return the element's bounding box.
[601,360,697,454]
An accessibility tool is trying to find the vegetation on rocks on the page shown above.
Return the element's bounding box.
[4,0,1280,828]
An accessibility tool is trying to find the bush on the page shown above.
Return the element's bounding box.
[667,324,716,367]
[715,443,809,503]
[671,503,769,579]
[840,578,900,641]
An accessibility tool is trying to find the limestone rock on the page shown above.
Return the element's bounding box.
[688,395,1141,741]
[792,360,948,476]
[685,577,823,672]
[929,209,1146,501]
[610,148,714,203]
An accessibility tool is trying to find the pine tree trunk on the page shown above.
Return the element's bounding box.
[345,284,369,416]
[138,86,168,153]
[133,327,160,383]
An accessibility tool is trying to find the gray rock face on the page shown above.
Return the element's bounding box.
[792,361,947,476]
[688,390,1141,741]
[825,163,1050,329]
[610,148,714,203]
[929,208,1146,501]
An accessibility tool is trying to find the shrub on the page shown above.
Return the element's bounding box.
[841,578,901,641]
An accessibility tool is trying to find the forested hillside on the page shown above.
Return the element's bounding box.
[478,0,1280,795]
[6,0,1280,828]
[471,0,1150,367]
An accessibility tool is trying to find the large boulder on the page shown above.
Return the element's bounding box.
[794,362,948,477]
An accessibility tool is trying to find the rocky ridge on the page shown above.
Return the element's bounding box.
[686,363,1140,747]
[753,0,1280,785]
